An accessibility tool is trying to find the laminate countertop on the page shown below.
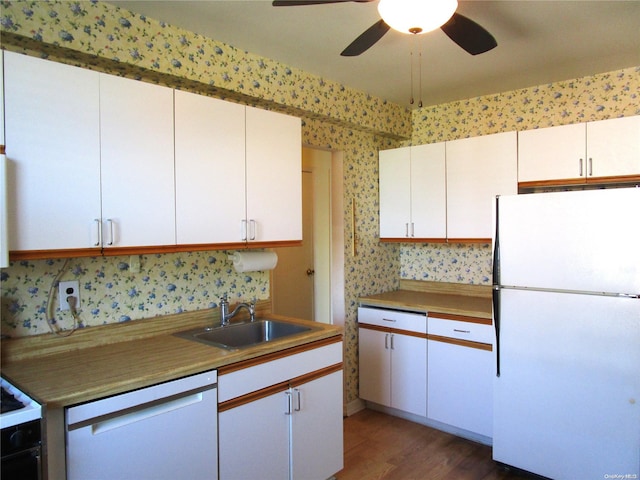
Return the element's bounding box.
[0,307,342,409]
[359,280,493,320]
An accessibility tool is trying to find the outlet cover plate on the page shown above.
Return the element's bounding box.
[59,280,80,311]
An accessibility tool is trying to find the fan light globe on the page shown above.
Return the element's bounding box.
[378,0,458,35]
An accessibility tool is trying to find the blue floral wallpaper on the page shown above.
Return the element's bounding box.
[1,0,638,406]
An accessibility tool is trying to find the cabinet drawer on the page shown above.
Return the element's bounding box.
[218,341,342,402]
[428,316,493,344]
[358,307,426,334]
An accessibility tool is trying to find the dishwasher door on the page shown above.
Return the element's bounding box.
[66,370,217,480]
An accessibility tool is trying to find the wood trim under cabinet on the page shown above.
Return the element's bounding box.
[518,174,640,190]
[8,240,303,261]
[380,238,491,244]
[427,334,492,352]
[428,312,492,325]
[218,363,343,412]
[217,336,342,376]
[358,323,428,340]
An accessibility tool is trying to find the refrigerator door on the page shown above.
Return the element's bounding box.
[493,289,640,479]
[497,188,640,294]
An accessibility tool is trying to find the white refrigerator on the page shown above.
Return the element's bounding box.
[492,187,640,480]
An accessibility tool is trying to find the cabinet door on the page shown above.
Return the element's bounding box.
[427,339,493,437]
[390,333,427,417]
[587,116,640,178]
[291,371,344,480]
[410,143,446,239]
[174,90,246,244]
[379,147,411,238]
[219,391,290,480]
[4,52,101,251]
[446,131,517,240]
[245,107,302,242]
[358,327,391,407]
[99,74,176,247]
[517,123,586,183]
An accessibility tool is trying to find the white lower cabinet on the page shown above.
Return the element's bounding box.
[427,315,494,438]
[218,341,344,480]
[358,307,427,417]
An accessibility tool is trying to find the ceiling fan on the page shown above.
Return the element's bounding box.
[272,0,497,57]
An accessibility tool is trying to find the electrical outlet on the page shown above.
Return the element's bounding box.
[59,280,80,311]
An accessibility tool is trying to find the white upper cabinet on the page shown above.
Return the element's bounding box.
[379,147,411,238]
[4,51,102,252]
[99,74,176,248]
[245,106,302,243]
[586,116,640,178]
[174,90,246,244]
[446,131,518,240]
[379,143,446,239]
[518,116,640,183]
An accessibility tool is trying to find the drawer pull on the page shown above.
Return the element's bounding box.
[382,318,397,322]
[453,329,471,334]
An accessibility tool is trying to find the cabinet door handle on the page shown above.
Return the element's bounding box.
[390,333,395,350]
[241,220,247,241]
[294,388,301,412]
[285,391,292,415]
[384,333,389,349]
[588,157,593,176]
[405,223,409,237]
[93,219,101,247]
[411,222,415,238]
[106,219,114,246]
[579,158,584,176]
[249,219,257,241]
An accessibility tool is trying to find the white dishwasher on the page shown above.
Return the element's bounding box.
[66,370,218,480]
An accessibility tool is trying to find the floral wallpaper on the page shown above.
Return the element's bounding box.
[0,0,410,139]
[1,0,639,407]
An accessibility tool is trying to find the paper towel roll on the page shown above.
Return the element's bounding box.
[230,251,278,273]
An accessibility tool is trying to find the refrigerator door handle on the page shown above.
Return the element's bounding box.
[493,285,501,377]
[492,195,501,377]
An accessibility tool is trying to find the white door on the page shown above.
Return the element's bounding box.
[291,371,344,480]
[497,188,640,293]
[219,391,290,480]
[4,52,101,251]
[587,115,640,177]
[410,143,447,239]
[494,289,640,480]
[245,107,302,242]
[272,171,315,320]
[379,147,411,238]
[390,333,427,416]
[99,74,176,247]
[174,90,246,244]
[358,327,391,407]
[517,123,586,183]
[446,131,517,240]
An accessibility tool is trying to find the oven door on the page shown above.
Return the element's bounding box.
[1,445,42,480]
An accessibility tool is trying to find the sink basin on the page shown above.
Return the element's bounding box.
[175,319,313,350]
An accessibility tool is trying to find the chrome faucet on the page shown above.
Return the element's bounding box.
[219,296,256,327]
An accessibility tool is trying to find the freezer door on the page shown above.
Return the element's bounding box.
[497,188,640,294]
[493,289,640,479]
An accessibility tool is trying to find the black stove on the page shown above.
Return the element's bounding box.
[1,387,26,414]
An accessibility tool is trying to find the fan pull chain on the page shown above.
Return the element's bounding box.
[409,50,414,105]
[418,49,423,108]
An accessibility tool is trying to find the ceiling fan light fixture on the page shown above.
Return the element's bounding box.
[378,0,458,35]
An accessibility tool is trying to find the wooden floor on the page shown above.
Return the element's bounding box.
[336,409,536,480]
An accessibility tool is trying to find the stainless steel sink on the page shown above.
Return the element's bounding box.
[175,319,313,350]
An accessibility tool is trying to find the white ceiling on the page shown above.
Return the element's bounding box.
[109,0,640,108]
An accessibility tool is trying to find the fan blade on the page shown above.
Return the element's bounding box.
[273,1,374,6]
[440,13,497,55]
[341,19,390,56]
